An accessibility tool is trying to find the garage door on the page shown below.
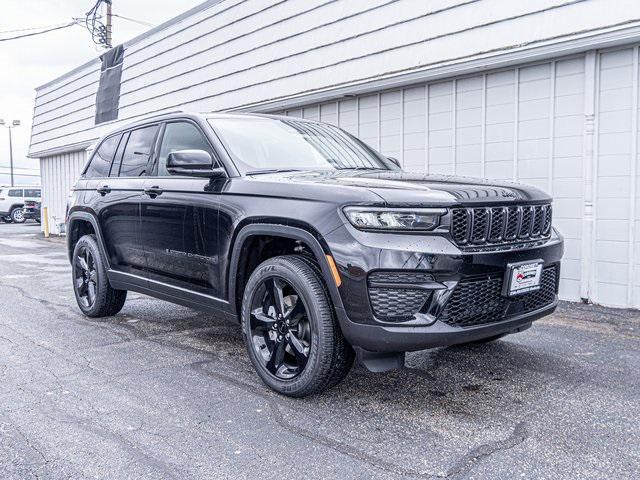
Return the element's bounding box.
[277,56,586,304]
[595,47,640,308]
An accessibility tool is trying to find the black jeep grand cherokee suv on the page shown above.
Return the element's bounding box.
[67,112,563,397]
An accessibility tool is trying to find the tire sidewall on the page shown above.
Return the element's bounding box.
[241,258,332,396]
[72,235,107,316]
[10,208,25,224]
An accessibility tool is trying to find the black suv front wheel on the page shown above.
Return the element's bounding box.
[72,234,127,317]
[241,255,354,397]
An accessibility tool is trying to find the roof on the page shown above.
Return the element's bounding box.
[91,110,317,142]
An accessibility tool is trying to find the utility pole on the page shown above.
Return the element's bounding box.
[105,0,113,49]
[8,125,14,187]
[0,119,20,187]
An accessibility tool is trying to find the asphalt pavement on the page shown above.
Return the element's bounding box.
[0,222,638,479]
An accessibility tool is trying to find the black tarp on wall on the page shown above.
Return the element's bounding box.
[95,44,124,124]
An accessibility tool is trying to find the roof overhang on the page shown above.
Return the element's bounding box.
[29,139,97,159]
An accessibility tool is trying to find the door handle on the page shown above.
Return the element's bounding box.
[143,186,163,198]
[96,185,111,195]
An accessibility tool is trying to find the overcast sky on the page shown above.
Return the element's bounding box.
[0,0,204,185]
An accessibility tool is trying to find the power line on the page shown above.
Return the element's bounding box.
[111,13,154,28]
[0,22,75,35]
[0,21,79,42]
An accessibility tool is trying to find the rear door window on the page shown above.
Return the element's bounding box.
[8,189,23,197]
[109,132,129,177]
[85,135,121,178]
[119,125,159,177]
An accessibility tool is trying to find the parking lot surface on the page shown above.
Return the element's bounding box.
[0,223,638,479]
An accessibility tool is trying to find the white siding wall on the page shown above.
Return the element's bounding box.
[280,56,587,302]
[595,47,640,307]
[29,0,640,157]
[40,151,87,235]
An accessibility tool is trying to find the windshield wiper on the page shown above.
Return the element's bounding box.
[245,168,303,175]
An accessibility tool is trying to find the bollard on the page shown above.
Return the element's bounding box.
[43,206,50,238]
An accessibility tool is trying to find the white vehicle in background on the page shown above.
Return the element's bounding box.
[0,186,41,224]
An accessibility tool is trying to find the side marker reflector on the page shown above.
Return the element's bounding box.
[326,255,342,287]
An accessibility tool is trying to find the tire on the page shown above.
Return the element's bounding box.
[1,216,11,224]
[241,255,354,397]
[10,207,25,224]
[72,234,127,317]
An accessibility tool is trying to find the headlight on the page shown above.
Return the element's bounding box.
[343,207,446,231]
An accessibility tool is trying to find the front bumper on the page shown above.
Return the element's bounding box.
[324,223,564,352]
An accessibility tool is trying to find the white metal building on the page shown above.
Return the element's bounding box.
[28,0,640,308]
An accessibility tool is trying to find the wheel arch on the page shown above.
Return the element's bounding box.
[228,223,344,319]
[66,211,111,269]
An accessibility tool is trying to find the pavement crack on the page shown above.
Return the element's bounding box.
[444,421,529,479]
[189,360,433,479]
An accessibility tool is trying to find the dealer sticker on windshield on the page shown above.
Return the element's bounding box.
[503,260,543,297]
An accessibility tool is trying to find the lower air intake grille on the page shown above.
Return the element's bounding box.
[368,271,433,321]
[438,265,557,328]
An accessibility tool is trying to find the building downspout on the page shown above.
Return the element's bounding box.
[580,50,597,303]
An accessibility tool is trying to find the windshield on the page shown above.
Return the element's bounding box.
[208,116,398,174]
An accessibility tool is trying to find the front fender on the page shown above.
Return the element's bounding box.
[227,223,346,318]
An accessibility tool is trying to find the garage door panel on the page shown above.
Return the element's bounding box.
[554,115,583,137]
[555,73,585,96]
[555,94,584,116]
[554,217,580,238]
[553,178,583,199]
[519,98,549,121]
[599,110,633,133]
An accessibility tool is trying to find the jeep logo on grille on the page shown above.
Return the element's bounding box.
[500,190,517,198]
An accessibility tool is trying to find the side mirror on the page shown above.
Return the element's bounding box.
[166,149,225,178]
[387,156,401,168]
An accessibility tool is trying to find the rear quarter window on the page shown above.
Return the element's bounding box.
[84,135,121,178]
[24,189,41,197]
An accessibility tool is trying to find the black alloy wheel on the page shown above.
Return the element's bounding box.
[241,255,355,397]
[74,246,98,309]
[71,234,127,317]
[249,277,311,380]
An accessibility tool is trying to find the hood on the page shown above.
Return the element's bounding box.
[249,170,551,205]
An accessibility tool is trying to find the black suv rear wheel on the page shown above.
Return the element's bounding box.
[241,255,354,397]
[72,234,127,317]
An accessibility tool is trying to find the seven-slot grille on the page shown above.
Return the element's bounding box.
[451,204,552,247]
